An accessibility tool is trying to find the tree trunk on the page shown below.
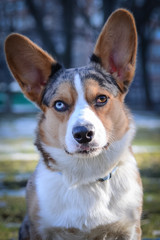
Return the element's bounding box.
[102,0,116,23]
[26,0,57,57]
[62,0,74,68]
[140,36,152,108]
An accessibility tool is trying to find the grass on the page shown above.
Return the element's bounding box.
[142,177,160,238]
[136,152,160,177]
[0,160,33,240]
[0,196,26,223]
[0,196,26,240]
[133,128,160,146]
[0,224,18,240]
[0,126,160,239]
[0,160,37,175]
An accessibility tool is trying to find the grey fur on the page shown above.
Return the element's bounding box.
[42,63,120,106]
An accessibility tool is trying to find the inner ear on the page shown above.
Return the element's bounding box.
[93,9,137,93]
[5,33,61,107]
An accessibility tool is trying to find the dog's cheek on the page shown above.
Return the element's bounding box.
[42,109,71,149]
[108,99,129,141]
[58,120,69,148]
[39,109,62,148]
[96,99,129,143]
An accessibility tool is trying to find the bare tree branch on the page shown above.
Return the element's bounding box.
[25,0,57,57]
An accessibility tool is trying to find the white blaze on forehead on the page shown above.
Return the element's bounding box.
[65,73,107,154]
[74,73,85,100]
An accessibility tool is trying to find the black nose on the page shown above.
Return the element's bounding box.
[72,125,95,144]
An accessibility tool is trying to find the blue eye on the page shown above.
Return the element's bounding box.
[54,101,68,112]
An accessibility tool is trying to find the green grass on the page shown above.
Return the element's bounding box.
[0,160,37,175]
[0,224,19,240]
[142,178,160,238]
[135,149,160,238]
[136,152,160,177]
[0,196,26,239]
[133,128,160,146]
[0,196,26,223]
[0,196,26,240]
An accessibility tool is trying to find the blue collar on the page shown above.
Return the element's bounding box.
[56,166,118,183]
[97,166,118,182]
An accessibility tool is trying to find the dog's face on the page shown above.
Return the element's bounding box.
[5,9,137,160]
[38,64,130,158]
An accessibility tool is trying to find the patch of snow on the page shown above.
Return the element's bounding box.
[133,112,160,129]
[152,230,160,237]
[5,222,21,228]
[133,145,160,153]
[0,201,7,208]
[15,173,31,181]
[0,141,34,152]
[0,188,25,197]
[146,195,153,202]
[0,117,37,138]
[0,153,38,161]
[0,173,6,180]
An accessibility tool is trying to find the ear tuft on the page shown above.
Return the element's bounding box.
[5,33,57,106]
[94,9,137,94]
[49,62,63,78]
[90,53,102,65]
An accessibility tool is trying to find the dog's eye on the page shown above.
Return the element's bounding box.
[95,95,109,107]
[54,101,68,112]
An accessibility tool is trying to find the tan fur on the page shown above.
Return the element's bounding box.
[85,79,129,142]
[5,33,55,106]
[26,173,39,225]
[48,82,77,109]
[136,224,142,240]
[19,173,41,240]
[38,82,77,149]
[94,9,137,93]
[45,222,132,240]
[19,219,133,240]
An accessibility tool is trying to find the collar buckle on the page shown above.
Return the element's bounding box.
[97,166,118,182]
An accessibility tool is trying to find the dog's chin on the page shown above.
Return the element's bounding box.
[65,143,109,158]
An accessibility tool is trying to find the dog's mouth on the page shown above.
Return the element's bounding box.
[65,143,109,156]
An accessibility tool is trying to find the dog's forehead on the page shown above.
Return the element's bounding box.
[42,64,119,106]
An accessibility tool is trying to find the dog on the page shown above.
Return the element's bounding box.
[5,9,143,240]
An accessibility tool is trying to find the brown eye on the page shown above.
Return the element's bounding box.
[95,95,109,107]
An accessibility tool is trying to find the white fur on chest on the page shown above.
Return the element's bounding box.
[35,150,142,233]
[36,163,115,231]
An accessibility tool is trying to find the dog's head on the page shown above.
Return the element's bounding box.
[5,9,137,174]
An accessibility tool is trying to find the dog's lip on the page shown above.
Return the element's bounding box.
[77,148,97,154]
[65,143,109,155]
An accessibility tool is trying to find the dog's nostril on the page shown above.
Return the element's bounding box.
[86,131,94,138]
[74,133,82,141]
[72,125,95,144]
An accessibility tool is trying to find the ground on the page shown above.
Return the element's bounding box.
[0,112,160,240]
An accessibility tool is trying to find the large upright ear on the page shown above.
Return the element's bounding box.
[94,9,137,94]
[5,33,60,106]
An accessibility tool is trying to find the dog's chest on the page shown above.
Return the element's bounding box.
[36,164,120,231]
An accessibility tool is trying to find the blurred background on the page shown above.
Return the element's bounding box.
[0,0,160,239]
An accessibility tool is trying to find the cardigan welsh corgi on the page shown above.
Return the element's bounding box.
[5,9,143,240]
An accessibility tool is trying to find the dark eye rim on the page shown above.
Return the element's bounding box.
[54,100,69,112]
[95,95,109,107]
